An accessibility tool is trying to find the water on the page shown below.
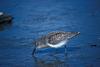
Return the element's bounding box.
[0,0,100,67]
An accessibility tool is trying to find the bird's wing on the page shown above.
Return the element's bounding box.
[47,32,67,44]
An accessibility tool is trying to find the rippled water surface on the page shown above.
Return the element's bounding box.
[0,0,100,67]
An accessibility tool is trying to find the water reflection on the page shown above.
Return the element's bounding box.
[32,53,69,67]
[0,22,12,31]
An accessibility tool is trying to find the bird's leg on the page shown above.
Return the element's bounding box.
[64,45,67,55]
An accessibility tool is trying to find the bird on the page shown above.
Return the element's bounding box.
[32,31,80,56]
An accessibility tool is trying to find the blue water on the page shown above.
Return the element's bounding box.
[0,0,100,67]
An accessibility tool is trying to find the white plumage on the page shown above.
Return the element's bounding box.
[46,40,68,48]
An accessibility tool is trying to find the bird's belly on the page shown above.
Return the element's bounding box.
[47,40,67,48]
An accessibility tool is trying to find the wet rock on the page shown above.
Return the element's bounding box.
[0,12,13,24]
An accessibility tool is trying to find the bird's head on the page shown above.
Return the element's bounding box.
[33,40,49,49]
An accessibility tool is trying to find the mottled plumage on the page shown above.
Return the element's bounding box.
[32,31,80,55]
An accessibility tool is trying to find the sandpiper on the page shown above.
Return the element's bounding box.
[32,31,80,55]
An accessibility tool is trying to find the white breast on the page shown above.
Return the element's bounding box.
[46,40,68,48]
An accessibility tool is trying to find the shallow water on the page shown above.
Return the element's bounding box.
[0,0,100,67]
